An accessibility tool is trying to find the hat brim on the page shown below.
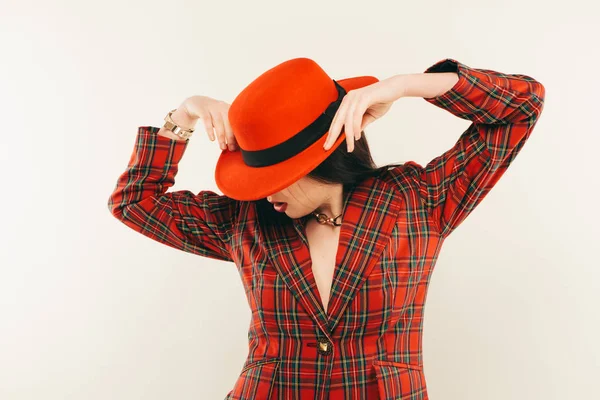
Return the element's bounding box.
[215,75,379,201]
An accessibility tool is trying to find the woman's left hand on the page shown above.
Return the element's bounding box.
[323,77,403,152]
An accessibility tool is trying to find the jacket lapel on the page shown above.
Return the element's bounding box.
[259,174,401,336]
[325,176,400,333]
[259,211,331,335]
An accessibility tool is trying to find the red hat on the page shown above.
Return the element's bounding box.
[215,57,379,201]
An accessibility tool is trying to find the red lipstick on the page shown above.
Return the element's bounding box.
[273,202,287,212]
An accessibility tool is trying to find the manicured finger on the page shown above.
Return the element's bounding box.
[353,104,364,140]
[324,111,340,149]
[346,103,356,142]
[212,113,227,150]
[324,117,339,150]
[222,111,237,150]
[325,103,346,149]
[345,106,356,152]
[200,112,216,141]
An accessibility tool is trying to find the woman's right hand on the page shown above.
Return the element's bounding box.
[182,95,237,151]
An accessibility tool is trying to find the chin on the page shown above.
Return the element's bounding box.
[289,210,310,220]
[279,204,310,220]
[284,208,301,219]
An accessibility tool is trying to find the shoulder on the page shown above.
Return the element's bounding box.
[378,162,424,190]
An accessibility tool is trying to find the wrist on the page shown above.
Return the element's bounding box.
[171,104,197,130]
[399,72,459,99]
[157,104,196,142]
[379,74,410,102]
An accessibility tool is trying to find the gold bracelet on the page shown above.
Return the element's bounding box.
[163,109,194,139]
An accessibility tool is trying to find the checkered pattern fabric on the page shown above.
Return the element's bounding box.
[108,58,545,399]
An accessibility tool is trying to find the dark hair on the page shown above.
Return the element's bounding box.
[255,129,402,225]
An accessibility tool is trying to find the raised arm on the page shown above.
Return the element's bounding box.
[107,125,240,262]
[399,58,546,238]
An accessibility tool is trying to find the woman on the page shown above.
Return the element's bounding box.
[108,57,545,399]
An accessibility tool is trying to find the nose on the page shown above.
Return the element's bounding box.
[267,196,272,202]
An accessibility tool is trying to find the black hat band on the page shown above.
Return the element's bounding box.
[240,80,347,167]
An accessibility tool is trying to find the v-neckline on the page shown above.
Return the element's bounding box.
[257,172,401,335]
[290,186,356,316]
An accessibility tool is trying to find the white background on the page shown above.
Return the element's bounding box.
[1,0,598,399]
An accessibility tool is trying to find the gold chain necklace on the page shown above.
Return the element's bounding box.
[311,211,343,226]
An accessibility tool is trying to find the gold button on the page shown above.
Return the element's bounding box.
[316,337,332,356]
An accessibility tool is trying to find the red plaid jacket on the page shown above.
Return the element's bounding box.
[108,58,545,399]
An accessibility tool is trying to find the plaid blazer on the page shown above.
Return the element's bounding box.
[108,58,545,399]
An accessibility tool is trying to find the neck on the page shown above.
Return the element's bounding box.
[315,184,344,217]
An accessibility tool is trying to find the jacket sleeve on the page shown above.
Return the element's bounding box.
[404,58,545,239]
[107,126,239,262]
